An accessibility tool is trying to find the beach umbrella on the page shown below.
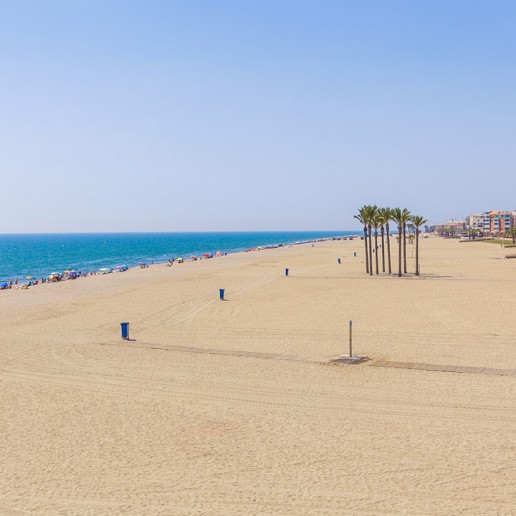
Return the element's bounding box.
[1,282,8,288]
[64,270,70,274]
[99,267,111,272]
[26,276,34,280]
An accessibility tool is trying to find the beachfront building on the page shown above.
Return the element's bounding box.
[479,211,516,235]
[499,211,512,233]
[465,214,484,230]
[434,220,465,236]
[442,211,516,237]
[482,212,497,234]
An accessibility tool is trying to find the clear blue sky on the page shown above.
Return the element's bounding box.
[1,0,515,232]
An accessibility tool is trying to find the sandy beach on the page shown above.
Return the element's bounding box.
[0,236,515,515]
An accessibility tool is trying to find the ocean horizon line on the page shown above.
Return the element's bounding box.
[0,230,355,236]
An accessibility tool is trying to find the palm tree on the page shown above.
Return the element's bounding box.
[363,205,377,276]
[371,212,381,275]
[391,208,404,277]
[385,207,393,274]
[377,208,389,273]
[401,208,411,274]
[354,208,369,274]
[508,227,516,244]
[412,215,427,276]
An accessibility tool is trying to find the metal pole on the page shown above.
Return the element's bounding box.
[349,320,352,357]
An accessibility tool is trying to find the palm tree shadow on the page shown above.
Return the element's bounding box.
[418,273,455,279]
[294,276,384,280]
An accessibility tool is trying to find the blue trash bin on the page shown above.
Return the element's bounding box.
[338,258,341,264]
[219,288,225,300]
[285,268,289,277]
[120,322,129,340]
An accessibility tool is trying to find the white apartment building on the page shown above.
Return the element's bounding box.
[466,214,484,230]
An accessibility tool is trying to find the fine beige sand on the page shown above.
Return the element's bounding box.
[0,236,515,515]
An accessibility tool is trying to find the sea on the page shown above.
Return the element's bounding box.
[0,231,355,283]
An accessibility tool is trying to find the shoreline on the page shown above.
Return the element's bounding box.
[0,233,359,291]
[0,231,358,290]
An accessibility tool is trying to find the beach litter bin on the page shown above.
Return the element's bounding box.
[338,258,341,264]
[285,268,289,277]
[120,322,129,340]
[219,288,225,300]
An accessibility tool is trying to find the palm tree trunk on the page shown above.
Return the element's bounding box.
[386,223,392,274]
[403,222,407,274]
[398,225,402,277]
[380,226,385,272]
[374,230,379,274]
[513,233,515,245]
[363,225,369,274]
[368,224,373,276]
[415,228,420,276]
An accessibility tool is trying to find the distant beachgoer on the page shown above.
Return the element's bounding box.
[15,278,18,285]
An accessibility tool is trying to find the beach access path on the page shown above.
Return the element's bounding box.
[0,236,515,515]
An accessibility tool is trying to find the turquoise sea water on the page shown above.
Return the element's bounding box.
[0,232,355,283]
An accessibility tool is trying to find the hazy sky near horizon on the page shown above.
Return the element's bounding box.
[1,0,515,233]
